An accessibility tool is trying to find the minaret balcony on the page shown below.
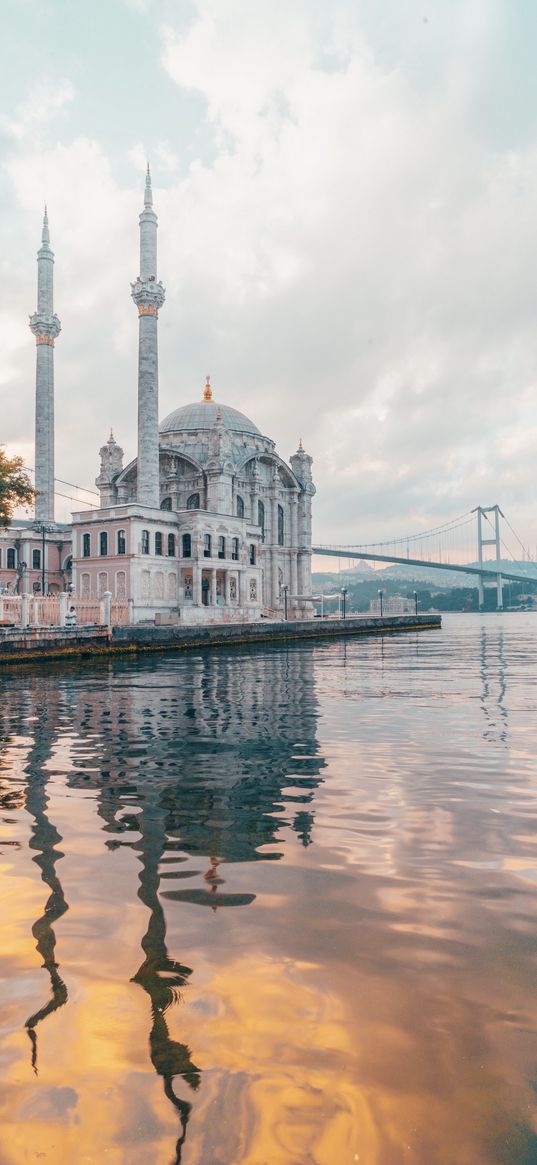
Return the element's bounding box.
[29,311,61,342]
[131,277,165,315]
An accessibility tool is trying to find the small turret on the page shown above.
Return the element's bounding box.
[96,430,124,505]
[290,438,314,490]
[206,384,234,513]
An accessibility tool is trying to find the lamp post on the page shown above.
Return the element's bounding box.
[413,590,418,615]
[282,584,289,621]
[378,588,385,617]
[341,587,348,619]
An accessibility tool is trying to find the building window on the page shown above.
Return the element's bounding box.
[249,544,256,565]
[184,574,193,599]
[167,574,177,598]
[32,549,41,570]
[203,534,212,558]
[83,533,91,558]
[218,536,225,559]
[7,549,16,570]
[155,532,163,556]
[141,530,150,554]
[98,571,108,597]
[258,501,265,542]
[117,529,126,555]
[230,576,237,601]
[161,497,172,511]
[154,571,164,598]
[182,533,192,558]
[278,504,284,546]
[116,571,126,599]
[187,493,200,510]
[81,572,90,598]
[249,578,258,601]
[236,494,244,518]
[168,533,176,557]
[100,531,108,556]
[231,537,239,561]
[0,549,2,567]
[141,570,151,598]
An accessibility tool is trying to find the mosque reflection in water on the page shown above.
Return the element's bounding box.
[3,622,537,1165]
[3,646,324,1163]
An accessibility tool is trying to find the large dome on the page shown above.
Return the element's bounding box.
[160,401,261,437]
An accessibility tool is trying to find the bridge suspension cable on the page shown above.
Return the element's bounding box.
[320,510,474,554]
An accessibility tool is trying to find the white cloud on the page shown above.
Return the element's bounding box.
[1,80,75,142]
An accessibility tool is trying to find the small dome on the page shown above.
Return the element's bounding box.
[160,401,261,437]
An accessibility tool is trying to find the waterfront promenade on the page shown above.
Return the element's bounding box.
[0,612,441,663]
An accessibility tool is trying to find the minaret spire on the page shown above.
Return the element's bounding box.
[41,205,50,248]
[29,208,61,522]
[131,169,165,507]
[144,163,153,208]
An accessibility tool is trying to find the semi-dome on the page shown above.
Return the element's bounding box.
[160,401,261,437]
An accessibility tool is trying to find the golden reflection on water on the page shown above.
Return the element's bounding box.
[1,617,537,1164]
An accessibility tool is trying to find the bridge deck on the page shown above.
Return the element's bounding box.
[313,547,537,587]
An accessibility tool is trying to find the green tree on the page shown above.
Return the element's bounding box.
[0,448,35,528]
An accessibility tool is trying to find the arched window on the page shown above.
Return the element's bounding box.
[83,533,91,558]
[7,549,15,570]
[218,536,226,559]
[0,549,2,567]
[249,544,256,565]
[258,501,265,542]
[98,571,108,597]
[236,495,244,518]
[141,530,150,554]
[117,529,126,555]
[161,497,172,511]
[115,571,126,599]
[32,549,41,569]
[182,533,191,558]
[203,534,212,558]
[155,532,163,556]
[100,531,108,556]
[278,504,284,546]
[168,533,176,557]
[187,493,200,510]
[231,537,239,561]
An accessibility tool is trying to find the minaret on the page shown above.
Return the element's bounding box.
[29,208,61,522]
[131,166,165,508]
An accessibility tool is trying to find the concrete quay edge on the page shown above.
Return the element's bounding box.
[0,614,441,666]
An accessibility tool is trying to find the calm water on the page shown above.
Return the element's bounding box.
[1,614,537,1165]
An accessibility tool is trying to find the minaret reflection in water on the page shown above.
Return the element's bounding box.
[23,693,69,1072]
[132,794,201,1164]
[66,645,324,1156]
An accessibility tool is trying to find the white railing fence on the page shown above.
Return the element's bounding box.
[0,592,128,630]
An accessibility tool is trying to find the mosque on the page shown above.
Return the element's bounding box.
[0,170,315,622]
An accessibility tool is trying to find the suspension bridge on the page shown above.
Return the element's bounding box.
[313,505,537,609]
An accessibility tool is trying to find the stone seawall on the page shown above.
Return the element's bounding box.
[0,614,441,665]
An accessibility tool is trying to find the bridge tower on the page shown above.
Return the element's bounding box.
[474,505,503,610]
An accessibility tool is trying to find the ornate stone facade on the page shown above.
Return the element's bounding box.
[12,171,315,622]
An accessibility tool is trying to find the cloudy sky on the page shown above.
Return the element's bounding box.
[2,0,537,555]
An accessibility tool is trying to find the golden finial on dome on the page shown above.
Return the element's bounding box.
[298,437,304,451]
[203,375,213,402]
